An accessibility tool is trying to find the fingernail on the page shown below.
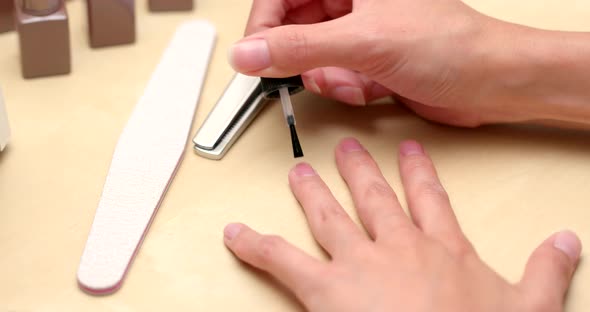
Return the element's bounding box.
[294,162,317,177]
[331,86,366,106]
[553,230,582,262]
[306,76,322,94]
[400,140,424,156]
[228,39,271,72]
[224,223,243,241]
[340,138,364,153]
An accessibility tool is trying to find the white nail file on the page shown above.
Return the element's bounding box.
[77,20,216,295]
[0,87,9,152]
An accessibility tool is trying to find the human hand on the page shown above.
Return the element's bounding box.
[229,0,590,127]
[223,138,582,312]
[229,0,511,126]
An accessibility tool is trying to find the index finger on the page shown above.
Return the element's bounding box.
[244,0,330,35]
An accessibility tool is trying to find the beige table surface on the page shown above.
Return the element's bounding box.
[1,0,589,311]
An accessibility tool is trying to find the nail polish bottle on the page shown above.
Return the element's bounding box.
[0,0,15,33]
[86,0,135,48]
[15,0,71,78]
[148,0,193,12]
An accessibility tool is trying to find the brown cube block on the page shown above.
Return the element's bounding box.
[15,0,71,78]
[0,0,15,33]
[148,0,193,12]
[87,0,135,48]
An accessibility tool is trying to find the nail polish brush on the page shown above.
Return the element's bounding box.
[260,76,305,158]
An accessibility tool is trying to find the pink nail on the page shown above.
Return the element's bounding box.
[553,230,582,262]
[228,38,271,72]
[294,162,316,177]
[306,76,322,94]
[224,223,243,241]
[331,86,365,106]
[340,138,364,153]
[399,140,424,156]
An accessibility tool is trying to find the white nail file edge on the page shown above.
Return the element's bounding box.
[77,20,216,295]
[0,87,10,152]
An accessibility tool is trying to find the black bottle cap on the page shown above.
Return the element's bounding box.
[260,76,304,99]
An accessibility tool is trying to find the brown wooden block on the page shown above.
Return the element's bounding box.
[87,0,135,48]
[0,0,15,33]
[148,0,193,12]
[15,0,71,78]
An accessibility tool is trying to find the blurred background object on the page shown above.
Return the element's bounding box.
[0,87,10,152]
[15,0,71,78]
[0,0,15,33]
[148,0,193,12]
[87,0,135,48]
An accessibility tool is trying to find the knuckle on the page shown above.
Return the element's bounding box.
[450,239,477,262]
[298,178,323,193]
[277,27,309,64]
[415,179,449,202]
[256,235,284,264]
[231,234,252,257]
[348,152,377,172]
[317,203,349,225]
[403,155,432,174]
[354,22,397,74]
[364,179,396,200]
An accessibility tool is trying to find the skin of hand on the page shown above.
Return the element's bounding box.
[228,0,590,128]
[223,138,582,312]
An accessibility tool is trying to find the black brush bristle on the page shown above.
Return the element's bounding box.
[289,124,304,158]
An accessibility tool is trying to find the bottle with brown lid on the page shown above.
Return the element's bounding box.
[148,0,193,12]
[0,0,15,33]
[87,0,135,48]
[15,0,71,78]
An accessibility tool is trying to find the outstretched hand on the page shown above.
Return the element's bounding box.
[224,138,581,312]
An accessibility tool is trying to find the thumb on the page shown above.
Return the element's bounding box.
[520,231,582,308]
[228,15,376,77]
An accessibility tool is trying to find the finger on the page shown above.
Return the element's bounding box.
[224,223,326,298]
[285,0,351,25]
[302,67,393,106]
[321,0,353,18]
[398,140,473,255]
[335,138,414,241]
[229,15,379,76]
[520,231,582,310]
[289,163,369,256]
[284,1,330,25]
[245,0,328,35]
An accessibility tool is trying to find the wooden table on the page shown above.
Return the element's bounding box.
[1,0,589,310]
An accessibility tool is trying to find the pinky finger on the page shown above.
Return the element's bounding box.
[224,223,326,297]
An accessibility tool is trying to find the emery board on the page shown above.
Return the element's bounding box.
[77,20,216,295]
